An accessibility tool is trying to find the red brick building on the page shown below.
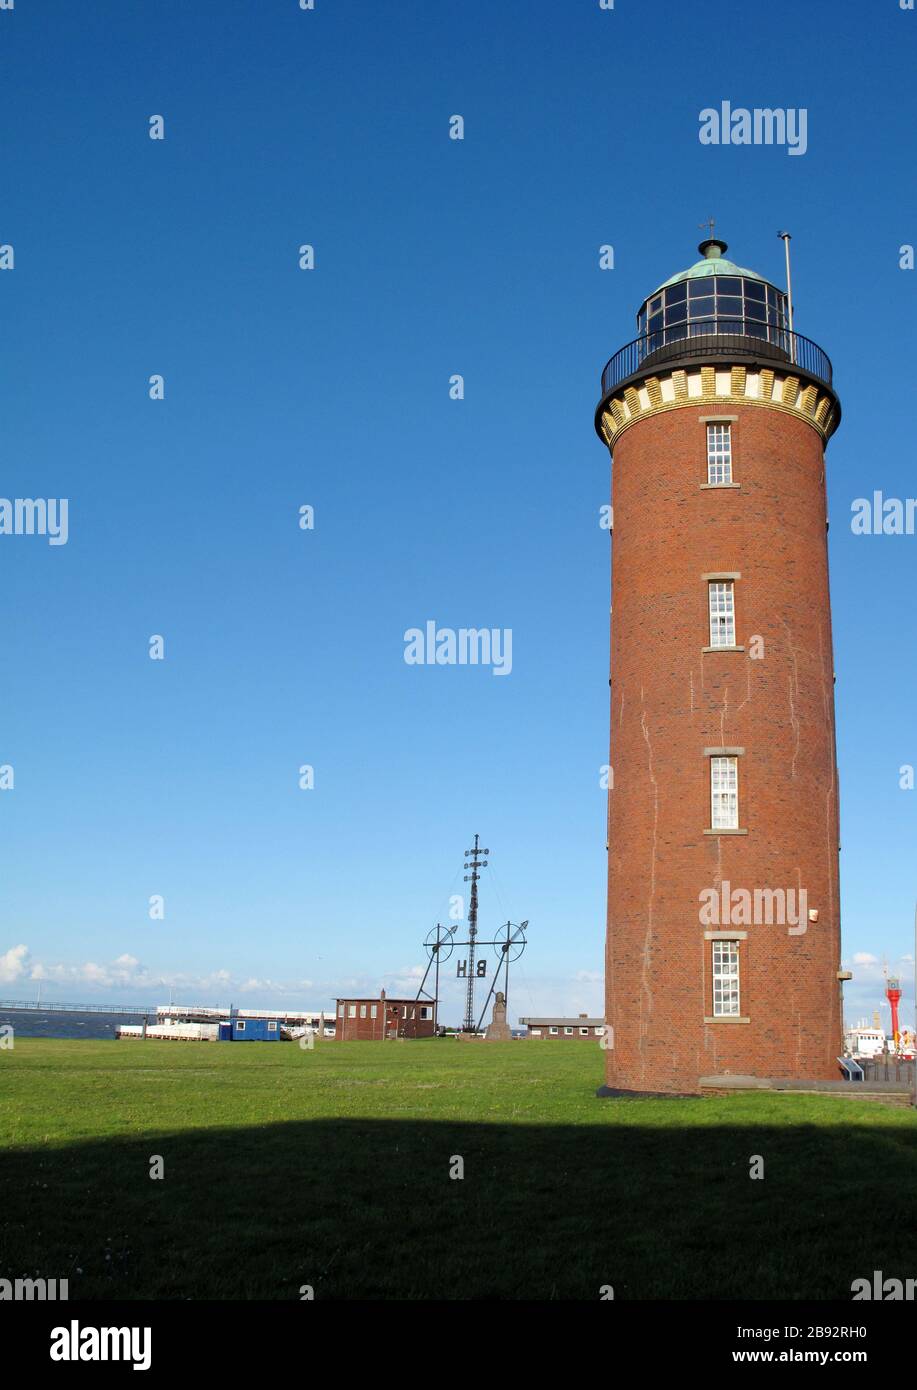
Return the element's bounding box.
[594,237,844,1094]
[333,989,436,1041]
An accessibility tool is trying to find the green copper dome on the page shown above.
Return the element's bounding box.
[649,238,775,297]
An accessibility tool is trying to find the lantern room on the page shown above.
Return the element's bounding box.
[636,238,788,351]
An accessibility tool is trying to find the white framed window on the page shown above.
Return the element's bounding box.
[579,1027,589,1036]
[236,1021,245,1031]
[593,1027,602,1035]
[712,940,741,1017]
[710,755,739,830]
[549,1026,558,1035]
[370,1004,377,1019]
[708,581,735,647]
[420,1006,431,1020]
[268,1021,278,1032]
[707,422,732,484]
[564,1027,573,1035]
[348,1004,356,1018]
[337,1003,344,1017]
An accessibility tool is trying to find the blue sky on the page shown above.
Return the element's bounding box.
[1,0,915,1028]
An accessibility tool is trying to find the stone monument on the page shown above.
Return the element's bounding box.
[485,991,512,1042]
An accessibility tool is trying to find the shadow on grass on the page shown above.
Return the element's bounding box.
[2,1115,916,1300]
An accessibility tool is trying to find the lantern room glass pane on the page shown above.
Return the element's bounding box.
[744,280,766,302]
[666,280,687,303]
[767,288,785,321]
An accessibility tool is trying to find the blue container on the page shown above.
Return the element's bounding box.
[231,1017,280,1042]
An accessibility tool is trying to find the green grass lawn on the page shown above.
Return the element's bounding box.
[1,1037,915,1300]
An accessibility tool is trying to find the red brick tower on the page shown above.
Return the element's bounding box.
[594,238,843,1094]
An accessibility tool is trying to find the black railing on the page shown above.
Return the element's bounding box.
[599,320,833,399]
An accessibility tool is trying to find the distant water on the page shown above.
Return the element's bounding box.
[0,1007,154,1041]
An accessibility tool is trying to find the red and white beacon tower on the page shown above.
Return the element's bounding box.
[594,237,843,1094]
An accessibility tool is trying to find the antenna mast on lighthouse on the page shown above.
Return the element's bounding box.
[462,834,488,1031]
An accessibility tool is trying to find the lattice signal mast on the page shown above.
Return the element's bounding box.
[462,834,488,1031]
[412,839,528,1034]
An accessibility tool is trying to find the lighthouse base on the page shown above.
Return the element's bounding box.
[595,1084,702,1100]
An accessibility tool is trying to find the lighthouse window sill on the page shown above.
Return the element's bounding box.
[704,1016,750,1024]
[702,645,745,653]
[704,828,748,836]
[699,482,741,490]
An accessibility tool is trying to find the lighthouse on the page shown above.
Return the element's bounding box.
[595,236,843,1094]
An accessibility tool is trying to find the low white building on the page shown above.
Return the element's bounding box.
[520,1014,605,1040]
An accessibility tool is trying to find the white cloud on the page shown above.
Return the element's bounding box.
[0,944,30,985]
[237,977,291,994]
[199,969,232,989]
[379,964,426,996]
[1,945,329,1007]
[852,952,880,967]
